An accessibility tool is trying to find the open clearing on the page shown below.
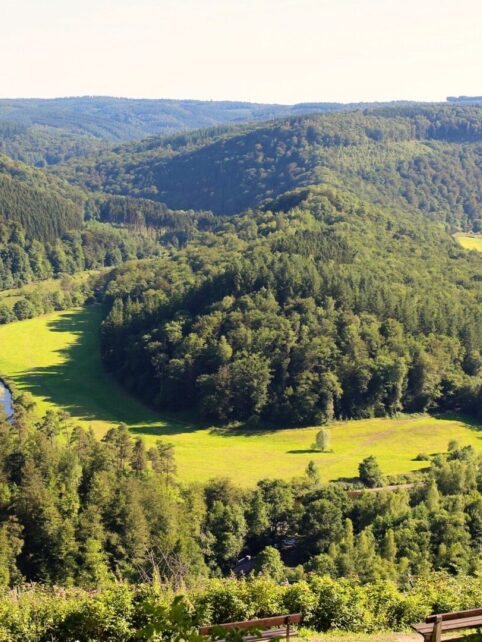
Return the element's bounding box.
[455,233,482,251]
[0,307,481,486]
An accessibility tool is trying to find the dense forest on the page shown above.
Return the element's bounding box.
[100,186,482,425]
[1,390,482,590]
[54,106,482,230]
[0,121,105,167]
[0,155,84,240]
[0,386,482,639]
[0,154,220,292]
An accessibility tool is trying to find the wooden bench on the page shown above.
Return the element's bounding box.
[199,613,302,642]
[412,607,482,641]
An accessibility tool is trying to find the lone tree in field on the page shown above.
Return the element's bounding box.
[358,455,383,488]
[306,460,320,483]
[314,428,330,452]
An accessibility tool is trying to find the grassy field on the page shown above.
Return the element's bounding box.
[455,233,482,251]
[0,307,481,486]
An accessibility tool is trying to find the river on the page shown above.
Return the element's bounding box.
[0,380,13,421]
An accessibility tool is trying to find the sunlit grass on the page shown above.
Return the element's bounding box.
[0,307,481,486]
[455,233,482,251]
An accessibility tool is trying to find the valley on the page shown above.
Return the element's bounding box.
[3,0,482,633]
[0,306,481,485]
[0,100,482,638]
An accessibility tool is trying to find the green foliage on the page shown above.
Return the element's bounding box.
[315,429,330,452]
[1,105,482,640]
[12,298,35,320]
[0,96,314,146]
[93,195,216,239]
[99,187,482,425]
[1,400,482,590]
[253,547,286,582]
[359,457,384,488]
[0,218,166,292]
[0,96,424,166]
[139,595,204,642]
[1,573,482,639]
[0,155,83,241]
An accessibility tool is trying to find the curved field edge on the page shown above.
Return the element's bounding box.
[0,307,481,486]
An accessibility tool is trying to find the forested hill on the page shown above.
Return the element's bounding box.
[54,105,482,230]
[100,185,482,426]
[0,155,85,240]
[0,148,219,238]
[0,153,218,290]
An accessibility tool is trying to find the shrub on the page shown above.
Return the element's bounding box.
[193,579,252,625]
[359,456,383,488]
[12,299,35,321]
[282,581,317,623]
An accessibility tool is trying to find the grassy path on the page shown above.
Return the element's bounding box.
[0,307,481,486]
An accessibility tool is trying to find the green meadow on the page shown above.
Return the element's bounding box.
[0,307,481,486]
[455,233,482,251]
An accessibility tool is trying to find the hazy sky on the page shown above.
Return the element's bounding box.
[1,0,480,103]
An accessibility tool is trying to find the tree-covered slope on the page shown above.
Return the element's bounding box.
[100,186,482,426]
[54,105,482,230]
[0,155,85,241]
[0,156,217,290]
[0,121,104,167]
[0,97,426,167]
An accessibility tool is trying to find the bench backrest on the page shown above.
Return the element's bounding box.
[199,613,302,635]
[426,607,482,623]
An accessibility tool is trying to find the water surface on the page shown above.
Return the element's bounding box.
[0,380,13,421]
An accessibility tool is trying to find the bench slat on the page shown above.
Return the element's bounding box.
[199,613,302,636]
[413,614,482,634]
[426,607,482,623]
[240,629,288,641]
[216,629,288,642]
[213,631,288,642]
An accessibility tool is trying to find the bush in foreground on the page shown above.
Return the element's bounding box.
[0,573,482,641]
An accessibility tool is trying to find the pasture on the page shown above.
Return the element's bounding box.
[0,307,481,486]
[455,233,482,251]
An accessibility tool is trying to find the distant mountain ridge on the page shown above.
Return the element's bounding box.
[0,96,430,141]
[448,96,482,104]
[0,96,440,168]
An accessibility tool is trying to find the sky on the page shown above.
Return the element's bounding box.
[0,0,481,104]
